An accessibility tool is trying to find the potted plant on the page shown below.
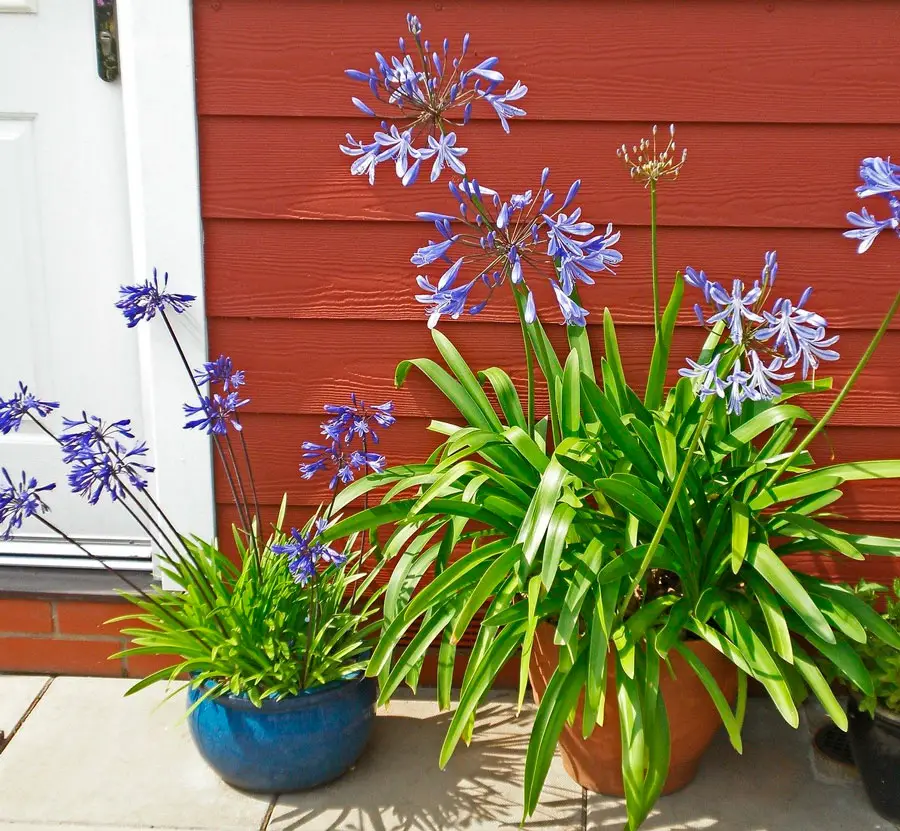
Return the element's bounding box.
[844,580,900,823]
[320,15,900,830]
[0,274,394,792]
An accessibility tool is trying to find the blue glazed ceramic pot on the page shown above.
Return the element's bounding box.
[187,674,377,793]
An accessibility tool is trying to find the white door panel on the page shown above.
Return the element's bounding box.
[0,0,151,564]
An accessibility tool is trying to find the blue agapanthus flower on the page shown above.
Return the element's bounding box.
[60,414,137,463]
[321,395,395,445]
[856,156,900,198]
[0,383,59,435]
[680,251,839,413]
[183,392,249,435]
[412,169,621,327]
[300,440,386,489]
[193,356,245,392]
[340,13,527,186]
[678,354,726,401]
[67,440,154,504]
[115,268,195,328]
[0,469,55,539]
[271,521,346,586]
[845,157,900,253]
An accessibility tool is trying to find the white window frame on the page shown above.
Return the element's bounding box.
[117,0,215,577]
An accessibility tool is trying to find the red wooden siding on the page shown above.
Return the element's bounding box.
[193,0,900,584]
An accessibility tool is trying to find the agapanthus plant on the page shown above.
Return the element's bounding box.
[329,42,900,828]
[0,273,391,701]
[341,13,527,185]
[845,156,900,253]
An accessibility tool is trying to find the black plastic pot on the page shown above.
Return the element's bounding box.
[848,696,900,823]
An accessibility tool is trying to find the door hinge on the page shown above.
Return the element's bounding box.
[93,0,119,82]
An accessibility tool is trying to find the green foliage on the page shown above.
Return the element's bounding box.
[320,292,900,830]
[112,501,384,706]
[851,580,900,716]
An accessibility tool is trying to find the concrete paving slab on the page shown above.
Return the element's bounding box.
[0,675,49,738]
[0,676,271,831]
[269,689,583,831]
[587,699,892,831]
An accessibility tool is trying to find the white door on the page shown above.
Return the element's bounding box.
[0,0,213,571]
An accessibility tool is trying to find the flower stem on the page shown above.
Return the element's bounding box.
[764,290,900,489]
[649,179,661,340]
[159,310,253,535]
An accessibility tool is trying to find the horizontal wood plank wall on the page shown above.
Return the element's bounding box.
[193,0,900,590]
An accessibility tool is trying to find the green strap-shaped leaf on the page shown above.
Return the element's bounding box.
[772,512,863,560]
[441,622,526,768]
[450,545,522,644]
[645,273,684,410]
[541,503,576,591]
[523,650,587,820]
[478,366,527,430]
[594,478,664,527]
[673,641,744,753]
[792,644,847,730]
[581,380,658,480]
[560,349,583,438]
[744,572,793,663]
[714,405,811,458]
[602,308,627,407]
[432,330,503,432]
[745,542,835,644]
[806,580,900,649]
[396,357,488,429]
[555,540,605,645]
[516,444,576,567]
[378,604,457,705]
[716,607,799,727]
[730,500,750,573]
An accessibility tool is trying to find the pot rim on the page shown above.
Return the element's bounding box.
[190,670,370,713]
[849,693,900,726]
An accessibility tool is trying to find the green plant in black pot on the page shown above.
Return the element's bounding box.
[846,579,900,823]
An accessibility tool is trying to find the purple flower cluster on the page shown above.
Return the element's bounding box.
[0,469,55,539]
[115,268,195,328]
[271,518,345,586]
[340,13,527,186]
[61,414,155,504]
[185,355,249,435]
[300,395,394,489]
[845,157,900,253]
[679,252,839,415]
[413,171,621,327]
[0,383,58,435]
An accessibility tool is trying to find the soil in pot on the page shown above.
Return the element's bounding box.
[847,696,900,823]
[530,623,737,796]
[187,674,377,793]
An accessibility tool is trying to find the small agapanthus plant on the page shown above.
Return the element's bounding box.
[327,15,900,831]
[0,271,390,702]
[845,156,900,253]
[341,13,527,186]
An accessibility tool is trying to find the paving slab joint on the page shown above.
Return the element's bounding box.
[0,676,54,755]
[258,794,278,830]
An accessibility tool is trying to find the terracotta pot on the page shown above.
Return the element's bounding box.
[529,623,737,796]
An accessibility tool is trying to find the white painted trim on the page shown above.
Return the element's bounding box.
[116,0,215,581]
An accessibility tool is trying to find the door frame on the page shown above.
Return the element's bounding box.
[117,0,215,573]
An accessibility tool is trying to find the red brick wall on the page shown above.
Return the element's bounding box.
[194,0,900,586]
[0,597,170,678]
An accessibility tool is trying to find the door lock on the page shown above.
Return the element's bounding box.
[93,0,119,82]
